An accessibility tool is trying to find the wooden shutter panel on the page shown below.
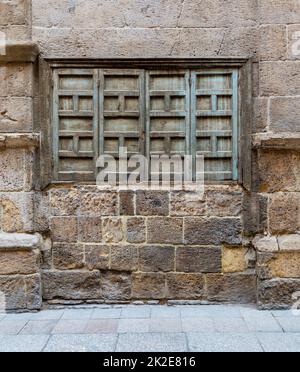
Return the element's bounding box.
[99,69,144,159]
[146,70,190,159]
[191,70,239,181]
[53,69,98,182]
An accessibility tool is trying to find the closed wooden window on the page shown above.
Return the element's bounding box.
[52,67,239,182]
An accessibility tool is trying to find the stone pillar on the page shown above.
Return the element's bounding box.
[254,0,300,309]
[0,0,42,311]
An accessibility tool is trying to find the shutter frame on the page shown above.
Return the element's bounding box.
[239,60,253,191]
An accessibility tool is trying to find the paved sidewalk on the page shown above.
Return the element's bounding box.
[0,305,300,352]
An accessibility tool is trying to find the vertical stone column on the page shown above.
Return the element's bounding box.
[0,0,42,311]
[254,0,300,309]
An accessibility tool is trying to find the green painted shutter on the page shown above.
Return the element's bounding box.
[146,70,190,159]
[191,69,239,181]
[53,69,98,181]
[99,69,145,159]
[52,66,240,183]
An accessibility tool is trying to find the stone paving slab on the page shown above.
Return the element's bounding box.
[187,332,264,352]
[44,334,117,352]
[20,320,57,335]
[91,308,121,319]
[257,333,300,353]
[116,333,188,352]
[0,305,300,352]
[0,335,50,352]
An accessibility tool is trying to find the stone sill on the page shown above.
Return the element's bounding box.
[0,133,40,150]
[0,233,40,250]
[253,133,300,150]
[0,42,39,63]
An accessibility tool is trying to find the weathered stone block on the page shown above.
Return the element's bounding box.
[253,236,279,252]
[85,245,110,271]
[0,192,34,233]
[259,25,287,61]
[0,249,40,275]
[119,191,135,216]
[25,274,42,310]
[50,188,79,216]
[52,243,84,270]
[278,235,300,251]
[139,246,175,272]
[176,247,222,273]
[40,238,52,270]
[222,247,248,273]
[0,149,32,191]
[257,150,300,192]
[258,252,300,279]
[132,273,166,300]
[207,189,243,217]
[126,217,146,244]
[101,271,132,301]
[166,273,205,300]
[50,217,78,243]
[42,270,102,300]
[110,245,139,272]
[260,62,300,96]
[78,191,118,217]
[0,275,26,310]
[0,25,31,41]
[206,272,257,304]
[0,273,41,311]
[259,0,300,24]
[34,192,50,232]
[184,218,242,245]
[0,64,33,97]
[219,27,258,59]
[170,192,206,217]
[136,191,169,216]
[288,24,300,60]
[102,218,124,243]
[179,0,257,27]
[258,278,300,310]
[253,97,268,133]
[147,218,183,244]
[0,98,33,132]
[243,192,268,236]
[270,97,300,133]
[0,0,30,26]
[78,217,102,243]
[32,0,183,28]
[269,193,300,235]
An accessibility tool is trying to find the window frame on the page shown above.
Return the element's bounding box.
[38,58,252,189]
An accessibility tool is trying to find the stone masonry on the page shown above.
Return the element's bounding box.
[0,0,299,310]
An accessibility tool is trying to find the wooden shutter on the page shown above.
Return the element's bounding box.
[53,69,98,181]
[99,70,144,159]
[146,70,190,159]
[191,69,239,181]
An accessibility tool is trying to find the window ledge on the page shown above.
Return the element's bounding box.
[0,41,39,63]
[253,133,300,150]
[0,133,40,150]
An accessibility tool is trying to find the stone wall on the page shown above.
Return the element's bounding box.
[0,0,299,310]
[0,0,41,310]
[39,186,256,305]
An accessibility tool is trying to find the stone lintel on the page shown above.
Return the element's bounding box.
[253,133,300,150]
[0,133,40,150]
[0,42,39,63]
[0,233,41,250]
